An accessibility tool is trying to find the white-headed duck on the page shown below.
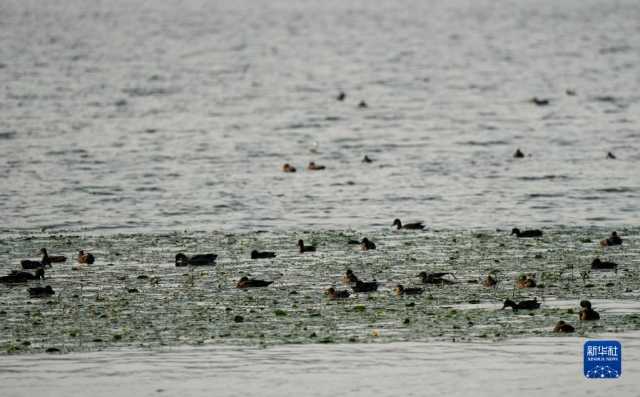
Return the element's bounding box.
[298,239,316,253]
[236,276,273,289]
[78,250,95,265]
[511,228,543,238]
[175,253,217,267]
[282,163,297,173]
[392,218,425,230]
[579,300,600,321]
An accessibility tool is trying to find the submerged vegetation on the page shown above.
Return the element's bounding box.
[0,227,638,354]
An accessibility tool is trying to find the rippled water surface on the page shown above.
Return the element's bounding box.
[1,0,639,232]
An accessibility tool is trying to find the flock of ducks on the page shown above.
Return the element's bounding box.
[0,228,624,335]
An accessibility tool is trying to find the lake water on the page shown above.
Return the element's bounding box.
[1,0,639,395]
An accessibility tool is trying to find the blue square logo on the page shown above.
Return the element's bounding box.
[584,340,622,379]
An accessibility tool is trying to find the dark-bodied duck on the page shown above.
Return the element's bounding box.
[336,91,346,101]
[530,97,550,106]
[579,300,600,321]
[591,258,617,271]
[29,285,55,298]
[282,163,297,173]
[502,298,540,311]
[78,250,95,264]
[553,321,575,333]
[325,287,350,300]
[516,274,537,288]
[175,253,217,267]
[251,250,276,259]
[418,271,456,285]
[236,276,273,289]
[357,100,368,108]
[21,248,55,269]
[392,218,425,230]
[0,268,45,284]
[362,155,373,163]
[511,228,543,238]
[307,161,326,171]
[513,148,525,158]
[607,151,616,159]
[353,279,378,293]
[483,274,498,287]
[342,269,360,285]
[395,284,424,296]
[298,239,316,253]
[360,238,376,251]
[600,231,622,247]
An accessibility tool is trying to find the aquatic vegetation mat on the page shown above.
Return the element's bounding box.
[1,227,639,354]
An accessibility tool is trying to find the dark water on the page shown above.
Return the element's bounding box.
[1,0,639,233]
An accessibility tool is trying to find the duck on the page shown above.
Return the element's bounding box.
[297,239,316,253]
[362,155,373,163]
[579,300,600,321]
[516,274,537,288]
[502,298,540,311]
[336,92,346,101]
[251,250,276,259]
[531,97,550,106]
[511,228,543,238]
[395,284,424,296]
[418,271,456,285]
[353,279,378,293]
[607,151,616,159]
[77,250,95,264]
[175,253,217,267]
[0,268,45,284]
[342,269,360,285]
[591,258,617,270]
[482,274,498,287]
[392,218,425,230]
[28,285,55,298]
[282,163,297,173]
[236,276,273,289]
[307,161,326,171]
[600,231,622,247]
[553,321,575,333]
[325,287,350,300]
[21,248,56,269]
[513,148,525,158]
[360,238,376,251]
[357,100,368,108]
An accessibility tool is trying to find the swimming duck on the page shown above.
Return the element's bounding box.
[298,239,316,253]
[236,276,273,289]
[395,284,424,296]
[360,238,376,251]
[482,274,498,287]
[502,298,540,311]
[511,228,543,238]
[553,321,575,333]
[336,92,346,101]
[307,161,326,170]
[579,300,600,321]
[342,269,360,285]
[0,268,45,284]
[516,274,537,288]
[77,250,95,264]
[357,100,368,108]
[28,285,55,298]
[607,152,616,159]
[418,271,456,285]
[282,163,297,173]
[530,97,550,106]
[325,287,350,300]
[392,218,425,230]
[513,148,525,158]
[600,231,622,247]
[251,250,276,259]
[362,155,373,163]
[353,279,378,292]
[175,253,217,267]
[591,258,617,270]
